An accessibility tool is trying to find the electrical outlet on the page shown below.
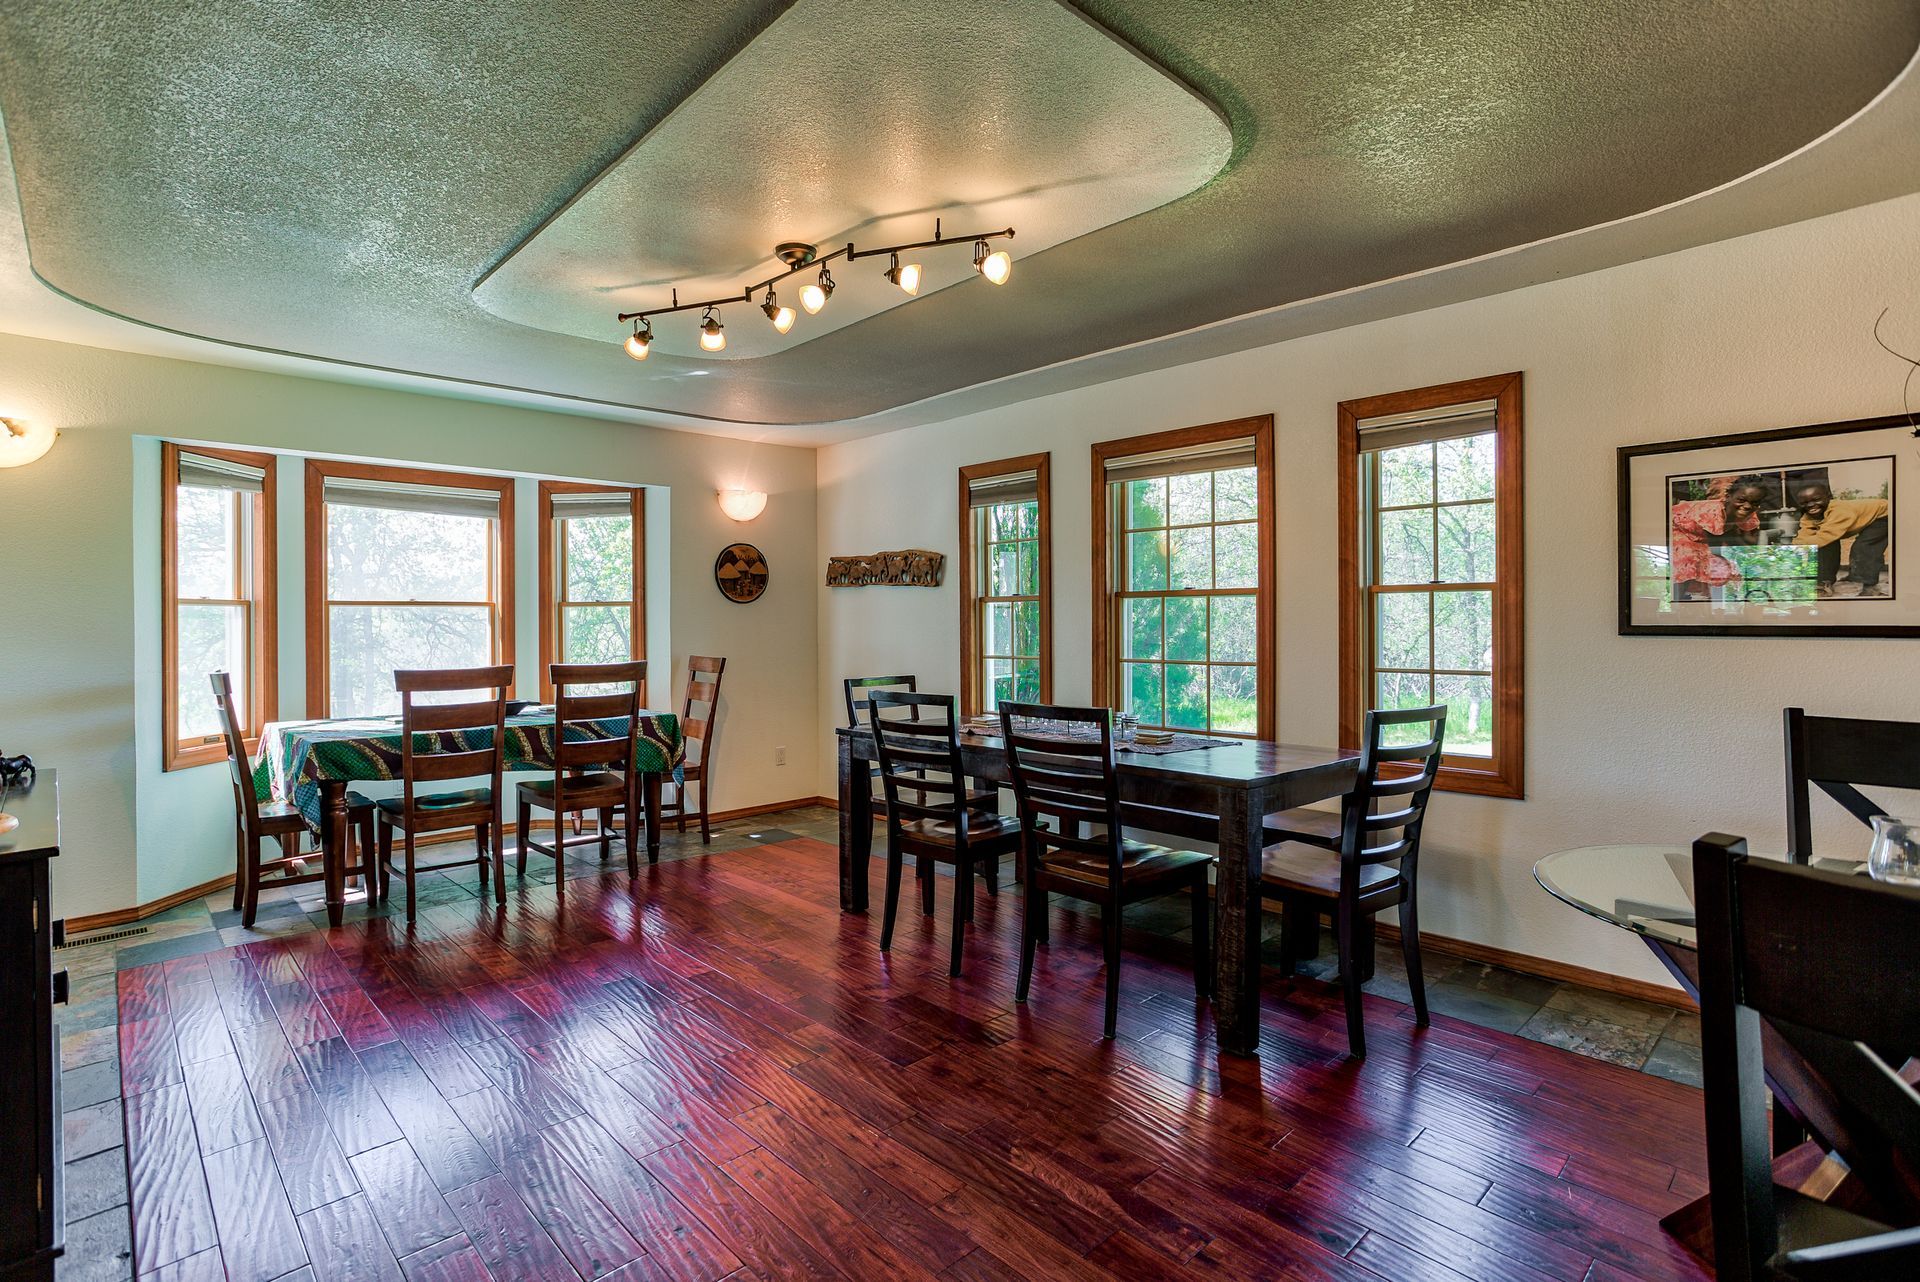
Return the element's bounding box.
[774,745,787,766]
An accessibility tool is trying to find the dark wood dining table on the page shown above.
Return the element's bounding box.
[836,724,1358,1056]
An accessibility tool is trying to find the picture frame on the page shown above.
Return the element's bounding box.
[1618,414,1915,636]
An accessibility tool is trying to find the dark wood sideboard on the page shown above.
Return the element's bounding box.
[0,771,62,1281]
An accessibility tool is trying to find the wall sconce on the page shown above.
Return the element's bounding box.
[0,418,55,469]
[717,488,768,522]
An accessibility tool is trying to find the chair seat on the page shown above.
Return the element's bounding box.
[1044,840,1213,889]
[1263,806,1343,848]
[898,810,1021,845]
[518,772,626,801]
[1259,841,1400,898]
[375,787,493,818]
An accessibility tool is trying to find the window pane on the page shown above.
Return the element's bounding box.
[1436,433,1496,503]
[1165,596,1207,662]
[177,603,247,739]
[985,602,1013,657]
[1378,444,1433,508]
[1123,598,1162,660]
[1168,472,1211,525]
[1215,467,1257,522]
[1379,509,1434,584]
[327,604,492,716]
[1125,662,1162,724]
[1210,665,1257,734]
[989,543,1019,596]
[1127,532,1168,591]
[1437,502,1496,583]
[1166,664,1207,729]
[1375,592,1430,669]
[327,504,490,601]
[1210,596,1255,662]
[176,486,239,600]
[563,604,632,665]
[1169,526,1213,590]
[1215,523,1258,589]
[1375,671,1432,718]
[1126,478,1166,529]
[993,500,1034,541]
[988,658,1013,710]
[1013,659,1041,703]
[1018,539,1039,595]
[1433,589,1493,671]
[1436,673,1494,757]
[563,515,633,602]
[1012,600,1040,658]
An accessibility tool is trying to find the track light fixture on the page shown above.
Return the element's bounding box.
[614,219,1014,361]
[698,306,726,352]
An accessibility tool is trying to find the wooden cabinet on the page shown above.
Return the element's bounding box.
[0,771,61,1281]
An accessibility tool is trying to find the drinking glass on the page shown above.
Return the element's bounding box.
[1867,814,1920,885]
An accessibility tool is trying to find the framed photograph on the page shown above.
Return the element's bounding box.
[1619,415,1914,636]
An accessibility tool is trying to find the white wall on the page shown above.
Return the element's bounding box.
[816,191,1920,989]
[0,331,818,919]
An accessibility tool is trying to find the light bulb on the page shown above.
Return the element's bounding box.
[886,253,921,296]
[761,289,796,334]
[800,266,834,314]
[699,308,727,352]
[624,322,652,360]
[975,243,1011,285]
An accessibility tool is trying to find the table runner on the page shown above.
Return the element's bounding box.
[962,718,1235,755]
[255,710,684,829]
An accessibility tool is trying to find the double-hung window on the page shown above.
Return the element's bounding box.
[958,455,1050,717]
[538,482,645,699]
[1093,419,1275,739]
[1339,373,1523,796]
[306,461,514,716]
[163,444,277,768]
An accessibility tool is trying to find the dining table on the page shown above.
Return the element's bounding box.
[836,723,1359,1056]
[257,708,685,926]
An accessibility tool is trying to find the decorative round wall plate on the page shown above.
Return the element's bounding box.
[714,543,770,603]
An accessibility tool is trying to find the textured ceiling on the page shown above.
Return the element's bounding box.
[2,1,1918,432]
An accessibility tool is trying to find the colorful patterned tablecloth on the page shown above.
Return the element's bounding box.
[254,710,684,830]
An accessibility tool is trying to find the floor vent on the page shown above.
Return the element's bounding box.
[57,925,150,950]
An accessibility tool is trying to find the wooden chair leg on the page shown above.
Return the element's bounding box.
[1102,902,1123,1039]
[1191,881,1212,999]
[599,807,614,862]
[240,831,262,929]
[1035,886,1050,944]
[920,854,937,915]
[516,799,531,876]
[950,857,973,978]
[231,827,247,913]
[358,816,378,900]
[1400,896,1428,1028]
[676,784,688,834]
[880,837,905,953]
[1336,902,1367,1059]
[1017,877,1038,1004]
[489,819,506,908]
[624,782,640,878]
[1279,895,1318,975]
[982,851,998,896]
[402,829,419,925]
[377,821,393,904]
[699,780,711,845]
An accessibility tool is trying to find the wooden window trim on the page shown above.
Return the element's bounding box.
[957,453,1052,719]
[1338,372,1524,799]
[304,459,515,717]
[1091,417,1276,741]
[162,442,279,771]
[537,480,647,703]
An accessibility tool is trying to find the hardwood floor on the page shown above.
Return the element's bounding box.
[98,833,1710,1281]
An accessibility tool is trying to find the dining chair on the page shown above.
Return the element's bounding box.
[211,671,377,928]
[515,661,644,893]
[661,655,726,843]
[374,665,513,923]
[1783,707,1920,864]
[1692,831,1920,1280]
[1263,704,1446,1059]
[869,689,1021,977]
[999,702,1214,1038]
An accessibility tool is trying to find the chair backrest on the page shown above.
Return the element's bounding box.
[549,661,644,772]
[1693,833,1920,1278]
[1339,705,1448,875]
[393,665,513,805]
[1784,707,1920,864]
[868,689,969,832]
[681,655,726,769]
[998,702,1124,886]
[209,670,261,833]
[844,674,917,728]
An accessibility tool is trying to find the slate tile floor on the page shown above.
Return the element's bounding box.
[51,805,1700,1280]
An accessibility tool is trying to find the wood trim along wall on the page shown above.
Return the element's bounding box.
[1338,373,1525,798]
[536,480,648,703]
[65,873,237,934]
[162,442,279,771]
[1369,919,1692,1011]
[1090,416,1277,741]
[304,459,516,717]
[956,452,1052,719]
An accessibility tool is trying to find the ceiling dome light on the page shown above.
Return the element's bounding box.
[624,320,652,360]
[884,252,922,296]
[698,306,727,352]
[799,265,834,314]
[973,240,1012,286]
[761,288,796,334]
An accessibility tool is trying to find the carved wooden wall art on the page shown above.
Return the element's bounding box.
[824,549,945,587]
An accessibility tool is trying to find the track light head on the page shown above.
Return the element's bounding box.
[885,252,922,296]
[624,319,653,360]
[761,288,796,335]
[698,306,727,352]
[799,265,834,315]
[973,240,1012,286]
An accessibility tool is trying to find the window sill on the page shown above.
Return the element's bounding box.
[1433,763,1522,800]
[164,735,256,773]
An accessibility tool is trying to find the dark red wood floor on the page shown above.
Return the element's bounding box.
[113,836,1712,1281]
